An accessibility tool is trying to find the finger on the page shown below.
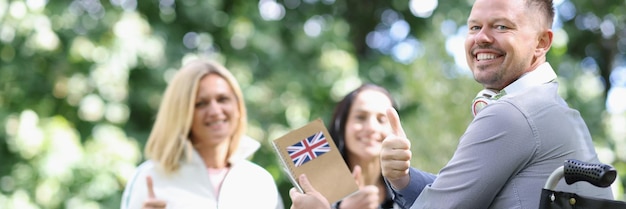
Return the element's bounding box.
[352,165,364,188]
[289,187,301,200]
[297,174,316,194]
[362,185,380,203]
[146,175,156,198]
[386,107,406,138]
[145,201,167,208]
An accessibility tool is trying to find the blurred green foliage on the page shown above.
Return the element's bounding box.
[0,0,625,208]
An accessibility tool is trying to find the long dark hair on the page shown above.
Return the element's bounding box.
[328,83,398,166]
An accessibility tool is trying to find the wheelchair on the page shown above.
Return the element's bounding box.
[539,159,626,209]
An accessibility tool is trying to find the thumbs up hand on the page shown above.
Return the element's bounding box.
[143,175,167,209]
[336,165,379,209]
[381,108,412,190]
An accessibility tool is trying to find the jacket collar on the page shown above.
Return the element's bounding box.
[189,136,260,166]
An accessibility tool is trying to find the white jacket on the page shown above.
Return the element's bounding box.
[121,137,284,209]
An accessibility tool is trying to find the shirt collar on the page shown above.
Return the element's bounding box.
[500,62,557,97]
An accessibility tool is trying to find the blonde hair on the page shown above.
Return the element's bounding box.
[145,59,247,173]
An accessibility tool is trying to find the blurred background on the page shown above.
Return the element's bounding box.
[0,0,625,208]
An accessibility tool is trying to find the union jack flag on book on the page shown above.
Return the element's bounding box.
[287,131,331,167]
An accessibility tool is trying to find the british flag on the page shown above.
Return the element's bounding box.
[287,131,331,167]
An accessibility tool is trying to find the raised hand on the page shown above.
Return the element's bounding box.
[143,175,167,209]
[381,107,412,190]
[336,165,379,209]
[289,174,330,209]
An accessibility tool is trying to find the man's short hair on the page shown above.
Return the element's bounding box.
[527,0,555,28]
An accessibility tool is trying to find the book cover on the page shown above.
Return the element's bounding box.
[271,119,358,204]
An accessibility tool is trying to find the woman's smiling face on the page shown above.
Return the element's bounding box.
[344,89,394,160]
[190,73,239,147]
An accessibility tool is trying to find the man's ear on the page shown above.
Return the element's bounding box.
[535,29,553,57]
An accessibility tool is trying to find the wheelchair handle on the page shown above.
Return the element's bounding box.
[544,159,616,190]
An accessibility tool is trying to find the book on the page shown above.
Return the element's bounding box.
[271,119,359,204]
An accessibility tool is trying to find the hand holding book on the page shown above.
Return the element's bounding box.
[289,174,331,209]
[272,119,358,204]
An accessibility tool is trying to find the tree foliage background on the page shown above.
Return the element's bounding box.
[1,0,625,208]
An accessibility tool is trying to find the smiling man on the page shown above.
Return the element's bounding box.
[380,0,615,208]
[288,0,615,208]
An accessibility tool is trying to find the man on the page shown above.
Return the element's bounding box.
[382,0,613,208]
[289,0,614,208]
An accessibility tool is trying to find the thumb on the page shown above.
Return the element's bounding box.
[352,165,364,188]
[146,175,156,198]
[386,107,406,138]
[297,174,316,194]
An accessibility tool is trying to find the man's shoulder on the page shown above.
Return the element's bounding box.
[500,83,564,113]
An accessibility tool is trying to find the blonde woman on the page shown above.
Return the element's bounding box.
[121,59,283,209]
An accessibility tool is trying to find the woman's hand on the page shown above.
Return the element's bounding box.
[337,186,379,209]
[142,176,167,209]
[337,165,379,209]
[289,174,330,209]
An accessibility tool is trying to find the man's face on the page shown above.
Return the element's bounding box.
[465,0,540,90]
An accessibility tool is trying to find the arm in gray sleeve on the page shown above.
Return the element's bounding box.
[410,102,536,209]
[388,167,436,209]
